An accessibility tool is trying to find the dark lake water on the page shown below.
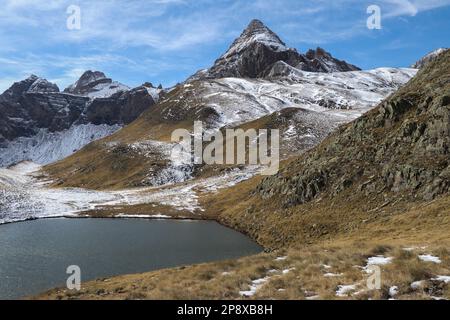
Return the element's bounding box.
[0,218,262,299]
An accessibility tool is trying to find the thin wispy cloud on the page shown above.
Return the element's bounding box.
[0,0,449,92]
[381,0,450,17]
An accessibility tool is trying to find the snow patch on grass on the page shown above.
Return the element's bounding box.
[275,256,288,261]
[418,254,441,264]
[367,256,393,266]
[336,285,357,297]
[239,276,271,297]
[324,273,343,278]
[282,268,295,274]
[433,276,450,283]
[410,281,425,290]
[389,286,399,297]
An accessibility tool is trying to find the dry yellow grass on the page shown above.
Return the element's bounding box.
[35,240,449,300]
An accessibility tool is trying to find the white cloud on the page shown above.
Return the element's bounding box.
[379,0,450,17]
[383,0,419,17]
[1,0,449,51]
[0,0,449,92]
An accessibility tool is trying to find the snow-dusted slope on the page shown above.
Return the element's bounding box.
[222,19,289,57]
[122,65,414,182]
[412,48,449,69]
[0,124,120,167]
[144,86,164,103]
[0,161,255,224]
[26,76,60,93]
[183,67,417,129]
[0,162,120,224]
[84,81,130,99]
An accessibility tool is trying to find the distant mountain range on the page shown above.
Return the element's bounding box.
[0,71,163,166]
[0,19,440,170]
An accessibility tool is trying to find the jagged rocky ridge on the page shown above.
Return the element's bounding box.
[412,48,449,69]
[190,19,360,80]
[257,50,450,206]
[0,72,162,166]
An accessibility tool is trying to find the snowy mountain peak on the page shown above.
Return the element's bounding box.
[189,19,360,80]
[27,74,39,81]
[223,19,288,59]
[64,70,130,99]
[0,75,58,98]
[27,77,60,93]
[241,19,284,45]
[78,70,108,85]
[65,70,111,93]
[188,19,301,80]
[412,48,449,69]
[246,18,266,30]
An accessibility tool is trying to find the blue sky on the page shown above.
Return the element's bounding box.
[0,0,449,92]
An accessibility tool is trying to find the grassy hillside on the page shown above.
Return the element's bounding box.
[43,83,206,189]
[204,50,450,249]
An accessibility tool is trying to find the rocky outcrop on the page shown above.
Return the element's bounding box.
[300,47,360,73]
[412,48,448,69]
[256,50,450,206]
[190,19,360,80]
[84,86,156,125]
[264,61,305,79]
[64,70,130,99]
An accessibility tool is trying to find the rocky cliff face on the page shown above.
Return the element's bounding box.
[84,86,156,125]
[0,76,88,141]
[190,20,360,80]
[257,50,450,206]
[0,72,159,166]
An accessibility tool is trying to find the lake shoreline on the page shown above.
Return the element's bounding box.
[0,217,263,300]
